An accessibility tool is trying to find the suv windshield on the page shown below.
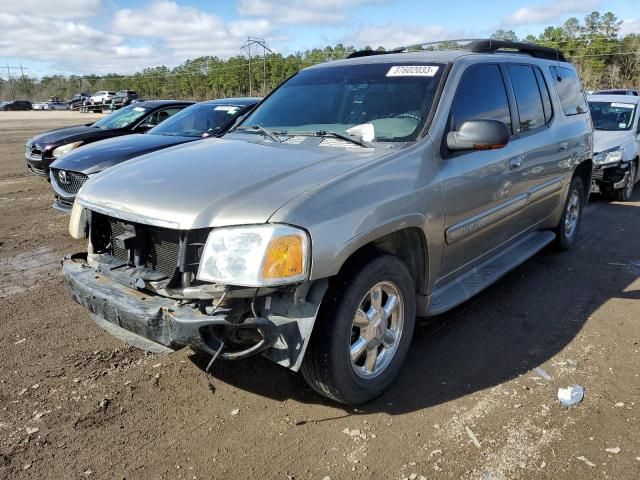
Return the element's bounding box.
[92,104,149,130]
[589,101,637,131]
[149,103,243,137]
[242,62,444,142]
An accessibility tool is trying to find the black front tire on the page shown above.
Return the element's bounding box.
[301,254,416,405]
[612,161,637,202]
[555,176,584,251]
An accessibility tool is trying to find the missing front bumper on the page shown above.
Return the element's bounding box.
[62,254,327,370]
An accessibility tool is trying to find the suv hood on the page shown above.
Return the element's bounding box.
[77,137,390,230]
[593,129,634,153]
[50,133,197,175]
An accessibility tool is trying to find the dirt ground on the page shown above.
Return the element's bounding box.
[0,111,639,480]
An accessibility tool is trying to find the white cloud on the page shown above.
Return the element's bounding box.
[0,13,154,73]
[620,19,640,36]
[112,1,274,59]
[0,1,281,74]
[344,23,466,50]
[503,0,600,27]
[2,0,102,19]
[237,0,382,25]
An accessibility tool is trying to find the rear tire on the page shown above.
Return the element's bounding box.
[301,254,416,405]
[554,176,584,251]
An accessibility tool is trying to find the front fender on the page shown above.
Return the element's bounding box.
[622,140,639,162]
[327,213,427,273]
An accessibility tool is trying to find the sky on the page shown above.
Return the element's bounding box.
[1,0,639,77]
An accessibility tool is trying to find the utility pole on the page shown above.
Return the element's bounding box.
[4,64,29,101]
[241,37,272,96]
[6,64,15,100]
[20,63,27,99]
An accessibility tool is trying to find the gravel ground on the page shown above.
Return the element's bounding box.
[0,111,639,480]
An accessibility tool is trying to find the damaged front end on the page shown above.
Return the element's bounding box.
[63,207,327,371]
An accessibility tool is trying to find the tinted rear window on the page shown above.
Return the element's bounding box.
[549,66,587,116]
[508,65,545,132]
[534,67,553,123]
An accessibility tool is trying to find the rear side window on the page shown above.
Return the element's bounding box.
[508,65,545,132]
[449,64,512,132]
[534,68,553,123]
[549,66,587,116]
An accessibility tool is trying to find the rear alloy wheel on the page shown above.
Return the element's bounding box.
[614,161,636,202]
[555,176,584,250]
[301,254,415,404]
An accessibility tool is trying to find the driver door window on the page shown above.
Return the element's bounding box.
[448,64,513,137]
[144,108,183,127]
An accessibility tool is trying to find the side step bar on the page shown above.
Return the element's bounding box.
[427,230,556,316]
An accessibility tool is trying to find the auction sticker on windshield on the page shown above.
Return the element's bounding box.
[214,106,240,114]
[386,65,439,77]
[611,103,634,109]
[133,107,147,112]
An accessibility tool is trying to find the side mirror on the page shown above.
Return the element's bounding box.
[447,120,510,151]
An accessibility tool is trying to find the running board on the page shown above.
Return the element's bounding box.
[427,230,555,316]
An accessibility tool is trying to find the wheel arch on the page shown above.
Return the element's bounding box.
[572,158,593,204]
[330,220,430,313]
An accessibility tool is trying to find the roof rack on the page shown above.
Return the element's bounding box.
[346,38,567,62]
[346,47,405,59]
[463,39,566,62]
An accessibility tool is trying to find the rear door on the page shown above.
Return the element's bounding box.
[502,63,566,228]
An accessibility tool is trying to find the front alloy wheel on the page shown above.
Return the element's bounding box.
[302,254,415,404]
[350,282,404,379]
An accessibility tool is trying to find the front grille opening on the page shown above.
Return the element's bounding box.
[89,212,210,284]
[109,218,180,277]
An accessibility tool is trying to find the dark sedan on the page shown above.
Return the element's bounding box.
[2,100,32,111]
[49,97,260,211]
[25,100,193,176]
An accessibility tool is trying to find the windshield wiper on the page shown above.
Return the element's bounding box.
[236,125,284,143]
[313,130,373,148]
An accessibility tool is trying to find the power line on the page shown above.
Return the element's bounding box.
[23,57,322,82]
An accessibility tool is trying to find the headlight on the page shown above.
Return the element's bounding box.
[52,141,83,158]
[594,147,623,165]
[68,202,87,239]
[197,224,310,287]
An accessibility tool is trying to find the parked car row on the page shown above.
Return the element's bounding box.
[25,100,195,175]
[22,40,638,404]
[49,97,259,210]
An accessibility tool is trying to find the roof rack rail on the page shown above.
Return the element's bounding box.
[463,39,566,62]
[347,47,405,59]
[346,38,567,62]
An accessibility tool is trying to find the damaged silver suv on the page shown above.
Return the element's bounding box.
[64,40,593,404]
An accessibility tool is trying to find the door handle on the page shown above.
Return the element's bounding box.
[558,141,569,152]
[509,156,523,170]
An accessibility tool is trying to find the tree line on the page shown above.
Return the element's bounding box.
[1,10,638,102]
